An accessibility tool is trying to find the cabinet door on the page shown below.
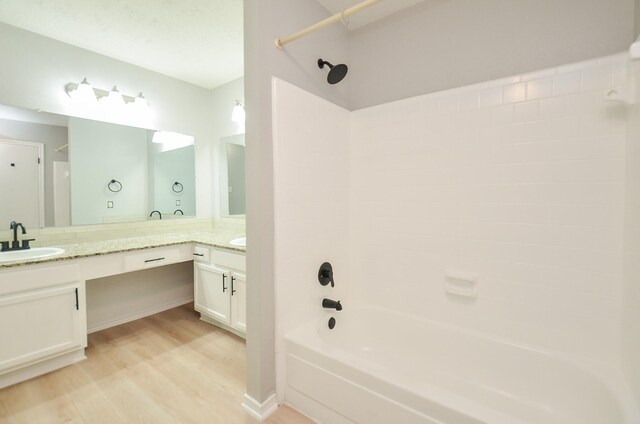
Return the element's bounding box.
[194,263,231,325]
[230,271,246,333]
[0,282,86,373]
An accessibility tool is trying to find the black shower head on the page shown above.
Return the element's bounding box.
[318,58,348,84]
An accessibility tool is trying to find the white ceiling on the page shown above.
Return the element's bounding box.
[0,0,243,90]
[315,0,426,30]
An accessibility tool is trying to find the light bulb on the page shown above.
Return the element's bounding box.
[72,78,97,106]
[102,86,125,108]
[133,93,149,110]
[232,100,245,124]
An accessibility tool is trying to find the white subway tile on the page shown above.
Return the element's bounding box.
[514,101,539,123]
[491,105,515,126]
[502,83,527,104]
[526,78,553,100]
[553,72,582,96]
[479,87,503,108]
[581,65,613,91]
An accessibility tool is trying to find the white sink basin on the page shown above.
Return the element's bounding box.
[0,247,65,263]
[229,237,246,247]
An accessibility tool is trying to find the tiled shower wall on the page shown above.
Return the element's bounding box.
[623,61,640,403]
[349,53,628,362]
[273,78,351,400]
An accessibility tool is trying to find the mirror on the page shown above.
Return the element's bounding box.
[0,103,195,228]
[220,134,245,216]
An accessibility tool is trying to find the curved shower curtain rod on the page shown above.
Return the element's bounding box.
[275,0,382,49]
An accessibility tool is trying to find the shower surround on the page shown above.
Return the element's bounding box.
[273,51,637,421]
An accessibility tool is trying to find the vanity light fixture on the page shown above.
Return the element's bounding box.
[231,100,245,124]
[65,78,150,111]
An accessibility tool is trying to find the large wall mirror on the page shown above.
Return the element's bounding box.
[0,103,195,228]
[220,134,245,217]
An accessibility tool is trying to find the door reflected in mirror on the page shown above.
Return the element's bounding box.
[220,134,245,216]
[0,103,196,227]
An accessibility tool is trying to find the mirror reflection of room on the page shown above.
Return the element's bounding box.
[0,104,196,227]
[220,133,245,216]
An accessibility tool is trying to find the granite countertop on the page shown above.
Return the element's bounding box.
[0,231,245,269]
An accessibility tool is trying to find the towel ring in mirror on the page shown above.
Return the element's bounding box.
[108,179,123,192]
[172,181,184,193]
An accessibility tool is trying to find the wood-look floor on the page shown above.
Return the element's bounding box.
[0,304,312,424]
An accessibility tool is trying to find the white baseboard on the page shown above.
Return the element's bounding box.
[0,349,86,390]
[87,296,193,333]
[199,315,246,339]
[241,393,279,421]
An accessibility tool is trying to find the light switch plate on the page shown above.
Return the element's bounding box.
[176,200,181,206]
[107,201,114,208]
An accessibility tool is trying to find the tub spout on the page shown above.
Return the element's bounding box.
[322,298,342,311]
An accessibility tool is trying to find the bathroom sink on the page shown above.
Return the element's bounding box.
[229,237,246,247]
[0,247,65,263]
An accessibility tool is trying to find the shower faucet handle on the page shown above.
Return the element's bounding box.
[318,262,334,287]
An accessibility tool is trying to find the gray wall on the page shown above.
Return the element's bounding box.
[348,0,636,109]
[0,22,215,217]
[637,0,640,37]
[244,0,349,405]
[0,118,68,227]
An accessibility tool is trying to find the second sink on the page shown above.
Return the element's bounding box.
[229,237,246,247]
[0,247,65,264]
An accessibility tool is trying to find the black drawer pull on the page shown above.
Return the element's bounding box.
[144,257,165,263]
[231,276,236,295]
[193,253,204,257]
[222,274,228,292]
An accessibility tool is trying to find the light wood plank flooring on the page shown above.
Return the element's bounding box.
[0,304,312,424]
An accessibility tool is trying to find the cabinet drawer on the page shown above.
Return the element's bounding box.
[192,246,210,263]
[123,247,181,272]
[210,249,245,271]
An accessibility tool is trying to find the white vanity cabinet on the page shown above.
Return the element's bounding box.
[0,263,87,389]
[193,246,246,336]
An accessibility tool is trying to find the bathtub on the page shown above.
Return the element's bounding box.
[284,304,639,424]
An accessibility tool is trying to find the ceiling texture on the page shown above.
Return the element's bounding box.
[0,0,243,90]
[0,0,423,89]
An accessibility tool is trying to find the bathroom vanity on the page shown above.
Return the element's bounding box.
[193,245,246,336]
[0,234,245,389]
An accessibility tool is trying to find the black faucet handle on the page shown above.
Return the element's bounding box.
[1,241,9,251]
[318,262,334,287]
[21,239,35,249]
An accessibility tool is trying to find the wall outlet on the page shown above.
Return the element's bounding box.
[176,200,181,206]
[107,201,114,209]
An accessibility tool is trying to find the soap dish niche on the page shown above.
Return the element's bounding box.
[444,269,478,299]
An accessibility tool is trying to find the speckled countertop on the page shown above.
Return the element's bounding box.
[0,231,245,269]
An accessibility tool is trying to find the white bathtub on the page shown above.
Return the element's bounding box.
[284,304,639,424]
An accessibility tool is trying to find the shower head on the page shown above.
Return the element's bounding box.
[318,59,348,84]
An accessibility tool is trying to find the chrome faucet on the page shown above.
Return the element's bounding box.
[322,298,343,311]
[149,210,162,220]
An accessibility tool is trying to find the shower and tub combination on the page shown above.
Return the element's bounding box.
[272,50,640,423]
[270,3,640,421]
